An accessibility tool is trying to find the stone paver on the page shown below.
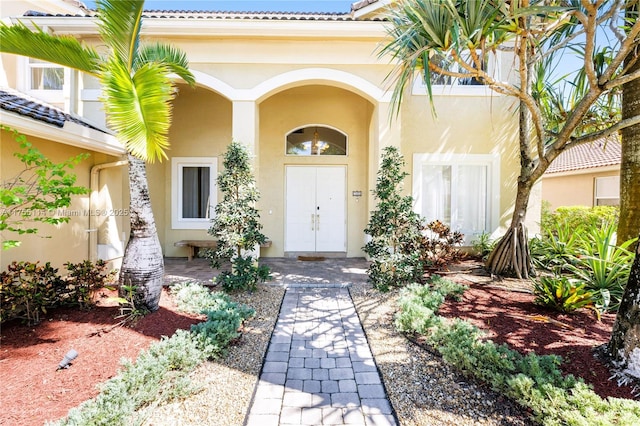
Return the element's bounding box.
[247,287,397,426]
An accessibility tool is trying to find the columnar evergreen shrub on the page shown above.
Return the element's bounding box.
[364,146,423,291]
[207,141,270,291]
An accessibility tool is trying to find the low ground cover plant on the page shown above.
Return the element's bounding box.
[395,278,640,425]
[52,282,255,425]
[0,260,116,324]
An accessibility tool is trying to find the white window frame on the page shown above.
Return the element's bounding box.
[594,176,620,206]
[413,152,500,244]
[17,57,72,109]
[171,157,217,230]
[412,51,502,97]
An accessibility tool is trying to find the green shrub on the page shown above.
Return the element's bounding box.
[0,261,64,324]
[420,220,465,269]
[395,276,467,335]
[471,231,497,260]
[215,256,271,292]
[63,260,117,309]
[54,282,256,424]
[530,221,581,272]
[429,274,467,301]
[541,205,619,234]
[532,275,597,315]
[364,146,424,291]
[569,222,636,312]
[394,279,640,425]
[1,260,117,324]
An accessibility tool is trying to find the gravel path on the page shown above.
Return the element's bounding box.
[349,282,534,426]
[145,271,534,425]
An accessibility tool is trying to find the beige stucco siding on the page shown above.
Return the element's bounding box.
[152,85,233,257]
[259,85,373,257]
[1,128,124,270]
[542,168,620,210]
[400,93,522,234]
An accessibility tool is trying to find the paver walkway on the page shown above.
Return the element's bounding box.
[246,287,397,426]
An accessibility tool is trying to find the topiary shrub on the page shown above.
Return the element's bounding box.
[364,146,423,291]
[207,141,270,292]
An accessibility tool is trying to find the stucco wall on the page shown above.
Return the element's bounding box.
[151,85,233,257]
[258,85,373,257]
[1,128,125,270]
[542,169,620,210]
[399,93,527,236]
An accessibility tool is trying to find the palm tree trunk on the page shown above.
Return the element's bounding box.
[119,153,164,311]
[606,228,640,372]
[618,37,640,247]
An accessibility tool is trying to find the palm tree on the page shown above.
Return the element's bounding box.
[380,0,640,279]
[0,0,195,311]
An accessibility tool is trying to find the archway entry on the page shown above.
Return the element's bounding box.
[285,166,346,253]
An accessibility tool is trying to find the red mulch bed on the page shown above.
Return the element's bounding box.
[438,265,635,400]
[1,265,636,426]
[0,288,203,426]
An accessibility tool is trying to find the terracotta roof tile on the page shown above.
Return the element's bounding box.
[545,138,621,174]
[0,88,106,133]
[23,9,364,21]
[351,0,381,11]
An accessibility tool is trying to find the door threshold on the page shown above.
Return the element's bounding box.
[285,252,347,259]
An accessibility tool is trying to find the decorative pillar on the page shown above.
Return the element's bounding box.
[232,100,261,258]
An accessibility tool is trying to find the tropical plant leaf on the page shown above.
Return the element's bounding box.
[100,59,173,162]
[135,43,196,85]
[0,21,100,75]
[96,0,144,69]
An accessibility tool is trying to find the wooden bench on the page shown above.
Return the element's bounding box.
[174,239,272,261]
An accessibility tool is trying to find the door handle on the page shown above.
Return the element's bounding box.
[311,214,315,230]
[316,214,320,230]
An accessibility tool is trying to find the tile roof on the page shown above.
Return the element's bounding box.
[0,88,106,133]
[351,0,381,11]
[22,9,377,21]
[545,138,621,174]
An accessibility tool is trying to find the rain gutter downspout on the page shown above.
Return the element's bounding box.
[89,160,128,262]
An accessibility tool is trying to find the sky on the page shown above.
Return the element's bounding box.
[82,1,357,13]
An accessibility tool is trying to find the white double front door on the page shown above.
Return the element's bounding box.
[285,166,346,252]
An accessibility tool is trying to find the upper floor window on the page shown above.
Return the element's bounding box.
[428,52,486,86]
[29,59,65,90]
[412,51,501,96]
[18,58,71,110]
[286,126,347,156]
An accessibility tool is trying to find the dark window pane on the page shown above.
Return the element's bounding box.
[182,167,210,218]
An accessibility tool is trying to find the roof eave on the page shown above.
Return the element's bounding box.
[1,111,125,156]
[10,15,388,39]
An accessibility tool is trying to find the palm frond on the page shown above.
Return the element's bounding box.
[0,21,100,75]
[96,0,144,70]
[135,43,196,86]
[100,59,174,162]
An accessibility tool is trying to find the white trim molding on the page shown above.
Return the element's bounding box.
[171,157,218,230]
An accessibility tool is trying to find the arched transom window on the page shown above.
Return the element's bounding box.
[286,126,347,156]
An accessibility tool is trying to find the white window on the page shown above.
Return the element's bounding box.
[594,176,620,206]
[412,51,501,96]
[171,157,217,229]
[413,153,500,243]
[18,58,71,109]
